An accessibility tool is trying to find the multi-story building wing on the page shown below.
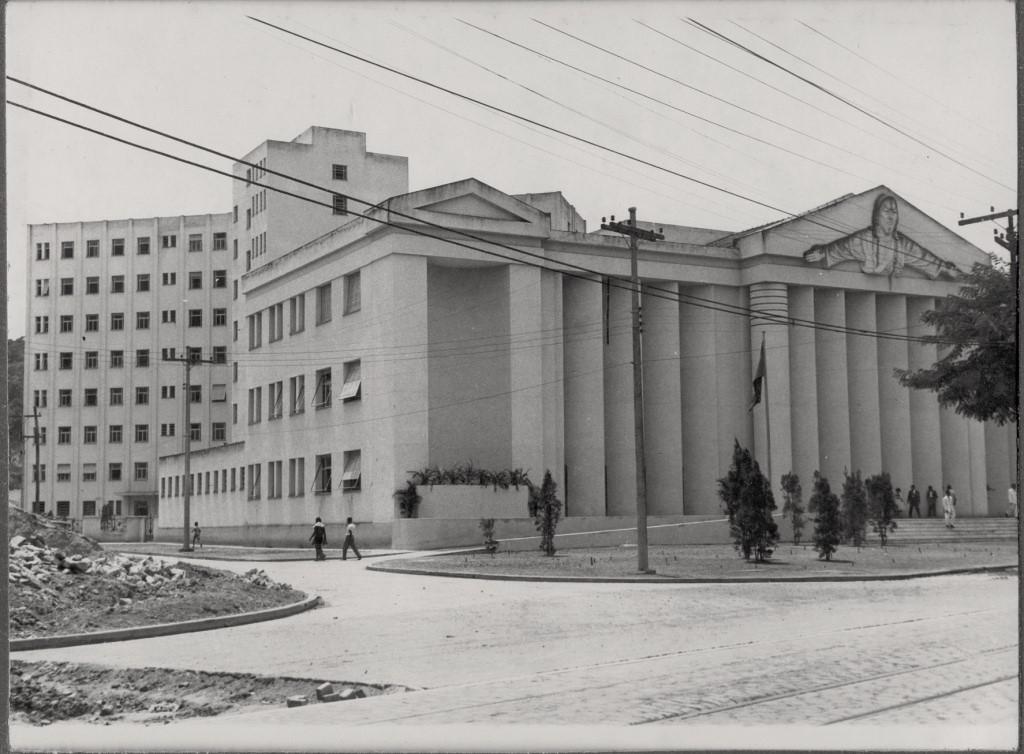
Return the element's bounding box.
[23,213,232,530]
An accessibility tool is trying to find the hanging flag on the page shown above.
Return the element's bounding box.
[749,337,766,412]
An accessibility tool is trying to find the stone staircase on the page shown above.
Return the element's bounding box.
[869,516,1019,544]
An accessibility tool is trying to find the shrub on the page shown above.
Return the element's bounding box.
[393,482,422,518]
[780,472,804,545]
[840,469,869,546]
[479,518,498,554]
[866,472,899,546]
[717,441,779,562]
[811,472,841,561]
[530,470,562,556]
[408,464,531,491]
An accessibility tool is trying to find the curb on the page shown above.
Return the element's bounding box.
[365,562,1018,584]
[10,594,322,652]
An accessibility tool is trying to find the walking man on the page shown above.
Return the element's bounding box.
[906,485,922,518]
[310,517,327,561]
[1008,484,1018,518]
[942,486,957,529]
[342,517,362,561]
[191,521,202,550]
[926,485,939,517]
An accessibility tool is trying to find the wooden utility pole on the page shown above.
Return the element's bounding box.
[164,354,216,551]
[28,407,41,514]
[601,208,663,574]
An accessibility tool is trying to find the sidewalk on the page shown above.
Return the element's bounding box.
[100,541,407,562]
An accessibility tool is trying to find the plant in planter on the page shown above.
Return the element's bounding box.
[393,482,422,518]
[479,518,498,554]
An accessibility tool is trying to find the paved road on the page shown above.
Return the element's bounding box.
[12,553,1019,751]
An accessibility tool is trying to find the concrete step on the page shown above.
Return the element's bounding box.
[868,517,1019,543]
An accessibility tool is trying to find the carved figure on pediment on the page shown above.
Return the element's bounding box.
[803,194,959,279]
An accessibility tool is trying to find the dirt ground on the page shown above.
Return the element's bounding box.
[10,661,404,726]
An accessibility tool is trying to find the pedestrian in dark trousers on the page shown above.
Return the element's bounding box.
[942,486,957,529]
[906,485,922,518]
[342,517,362,561]
[191,521,202,549]
[310,517,327,561]
[926,485,938,517]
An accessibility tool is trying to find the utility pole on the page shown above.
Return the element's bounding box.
[27,407,41,514]
[164,353,216,551]
[958,206,1018,274]
[601,207,664,574]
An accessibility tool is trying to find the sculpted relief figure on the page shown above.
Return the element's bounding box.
[803,194,959,279]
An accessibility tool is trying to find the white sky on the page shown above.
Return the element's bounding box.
[6,0,1017,339]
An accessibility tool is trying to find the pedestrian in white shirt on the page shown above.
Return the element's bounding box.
[942,486,957,529]
[1008,484,1018,518]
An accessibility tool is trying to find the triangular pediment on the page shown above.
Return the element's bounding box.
[417,194,532,222]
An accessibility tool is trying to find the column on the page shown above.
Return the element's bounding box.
[642,282,683,515]
[906,296,943,495]
[679,285,721,515]
[984,420,1011,514]
[938,349,971,510]
[604,279,636,516]
[540,269,565,505]
[562,276,605,516]
[788,287,819,493]
[814,289,850,487]
[509,265,546,483]
[967,420,988,516]
[876,295,912,489]
[749,283,792,494]
[715,286,753,485]
[845,292,882,476]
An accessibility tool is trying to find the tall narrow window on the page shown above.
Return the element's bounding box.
[288,457,305,497]
[313,454,331,493]
[290,375,305,415]
[316,283,332,325]
[344,270,361,314]
[342,450,362,491]
[313,368,331,408]
[289,293,306,334]
[340,360,361,402]
[332,193,347,215]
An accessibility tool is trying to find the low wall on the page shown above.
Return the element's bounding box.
[83,516,148,543]
[415,486,531,519]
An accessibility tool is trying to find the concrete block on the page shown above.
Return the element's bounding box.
[286,696,309,708]
[339,688,366,700]
[319,692,342,703]
[315,682,334,700]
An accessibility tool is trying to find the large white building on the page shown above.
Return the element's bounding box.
[24,126,1017,548]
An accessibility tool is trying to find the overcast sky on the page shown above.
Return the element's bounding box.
[6,0,1017,339]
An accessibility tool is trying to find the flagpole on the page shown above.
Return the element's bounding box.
[762,331,772,491]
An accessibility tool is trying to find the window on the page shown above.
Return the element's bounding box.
[110,387,124,406]
[35,279,50,297]
[137,274,150,292]
[211,383,227,402]
[212,345,227,363]
[137,237,150,255]
[36,242,50,260]
[109,425,123,443]
[112,238,125,256]
[213,308,227,326]
[189,309,203,327]
[342,450,362,491]
[233,320,238,342]
[190,423,201,441]
[212,422,227,442]
[135,424,149,443]
[31,501,46,514]
[57,465,71,482]
[162,272,176,286]
[187,346,202,363]
[85,314,99,332]
[33,390,48,408]
[110,350,124,368]
[136,349,150,368]
[332,163,348,181]
[60,277,74,295]
[86,239,99,258]
[33,465,46,483]
[289,293,306,334]
[34,353,48,371]
[84,388,98,406]
[189,384,202,403]
[86,276,99,294]
[213,232,227,250]
[59,315,74,333]
[161,234,177,249]
[58,390,72,407]
[245,463,261,500]
[213,269,227,288]
[313,368,332,408]
[189,271,202,289]
[268,303,283,342]
[134,462,148,481]
[269,381,283,419]
[246,208,251,230]
[231,468,237,491]
[340,360,361,402]
[82,463,97,480]
[268,460,283,499]
[289,375,305,415]
[61,241,74,259]
[56,501,71,518]
[233,279,239,300]
[111,275,125,293]
[34,316,49,334]
[248,312,263,350]
[332,193,347,215]
[161,423,176,437]
[160,310,175,324]
[111,312,124,331]
[37,426,47,445]
[314,454,332,493]
[316,283,332,324]
[344,270,361,314]
[135,386,149,405]
[136,311,151,329]
[188,233,203,252]
[248,387,262,424]
[83,500,97,516]
[161,385,176,399]
[59,352,73,370]
[233,205,238,224]
[57,426,71,444]
[288,458,305,497]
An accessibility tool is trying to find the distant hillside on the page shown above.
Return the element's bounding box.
[8,337,24,489]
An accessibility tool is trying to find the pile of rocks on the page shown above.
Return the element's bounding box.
[286,682,367,707]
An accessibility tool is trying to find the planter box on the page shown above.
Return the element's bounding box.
[413,485,531,520]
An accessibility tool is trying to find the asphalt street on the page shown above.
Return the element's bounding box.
[11,552,1019,751]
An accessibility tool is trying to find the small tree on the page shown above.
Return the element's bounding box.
[810,472,841,561]
[717,441,779,562]
[393,482,422,518]
[840,469,869,546]
[529,470,562,556]
[866,472,899,546]
[479,518,498,554]
[780,472,804,545]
